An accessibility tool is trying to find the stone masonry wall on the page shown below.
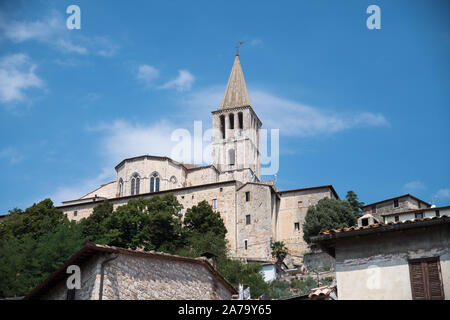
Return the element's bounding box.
[101,253,233,300]
[277,188,334,266]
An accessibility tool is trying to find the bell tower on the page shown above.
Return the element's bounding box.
[211,54,262,181]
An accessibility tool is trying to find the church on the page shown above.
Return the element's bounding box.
[58,54,339,266]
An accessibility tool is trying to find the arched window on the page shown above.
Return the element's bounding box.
[220,115,225,139]
[131,173,140,195]
[238,112,243,129]
[118,178,123,197]
[150,172,160,193]
[229,113,234,129]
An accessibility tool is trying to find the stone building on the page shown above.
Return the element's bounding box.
[57,54,339,266]
[24,242,237,300]
[361,194,431,222]
[312,214,450,300]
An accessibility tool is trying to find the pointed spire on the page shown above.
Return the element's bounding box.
[219,55,251,110]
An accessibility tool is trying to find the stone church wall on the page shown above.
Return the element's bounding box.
[277,188,334,266]
[235,183,274,260]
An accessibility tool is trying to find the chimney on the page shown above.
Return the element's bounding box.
[357,213,381,227]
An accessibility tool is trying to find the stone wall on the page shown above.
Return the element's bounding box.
[41,252,234,300]
[277,188,334,266]
[102,253,233,300]
[235,183,274,260]
[303,250,335,272]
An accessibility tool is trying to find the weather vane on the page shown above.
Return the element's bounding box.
[235,41,244,55]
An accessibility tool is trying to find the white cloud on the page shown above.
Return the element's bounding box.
[183,86,389,136]
[89,119,182,165]
[435,188,450,200]
[248,38,263,47]
[159,70,195,92]
[50,167,114,205]
[0,53,44,104]
[0,147,23,164]
[0,10,117,57]
[137,65,160,86]
[403,181,425,192]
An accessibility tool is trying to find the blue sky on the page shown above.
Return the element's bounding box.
[0,0,449,213]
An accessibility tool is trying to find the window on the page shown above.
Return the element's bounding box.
[361,218,369,226]
[66,289,76,300]
[415,212,423,219]
[228,149,235,166]
[298,201,303,208]
[395,215,399,222]
[131,174,140,195]
[229,113,234,129]
[409,257,444,300]
[245,192,250,201]
[371,205,376,214]
[212,199,217,209]
[178,208,182,215]
[394,199,399,208]
[74,210,77,217]
[244,240,248,250]
[418,201,421,209]
[294,222,300,231]
[220,115,225,139]
[435,210,440,217]
[150,173,160,193]
[219,187,223,192]
[238,112,243,129]
[246,215,251,225]
[118,178,123,197]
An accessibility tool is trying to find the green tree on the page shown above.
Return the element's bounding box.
[0,200,85,298]
[303,197,356,243]
[271,241,288,269]
[345,190,364,219]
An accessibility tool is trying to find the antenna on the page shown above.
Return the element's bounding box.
[235,41,244,55]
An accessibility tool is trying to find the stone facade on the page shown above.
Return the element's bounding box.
[38,245,236,300]
[361,194,431,221]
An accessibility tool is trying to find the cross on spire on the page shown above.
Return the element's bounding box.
[235,41,244,56]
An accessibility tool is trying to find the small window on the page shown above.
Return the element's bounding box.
[178,208,182,215]
[238,112,243,129]
[418,202,421,209]
[181,196,184,199]
[415,212,423,219]
[212,199,217,209]
[228,149,235,166]
[229,113,234,129]
[394,199,399,208]
[395,215,399,222]
[361,218,369,226]
[294,222,300,231]
[371,205,376,214]
[220,187,223,192]
[245,192,250,201]
[220,115,226,139]
[244,240,248,250]
[435,210,440,217]
[298,201,303,208]
[246,215,251,225]
[74,210,77,217]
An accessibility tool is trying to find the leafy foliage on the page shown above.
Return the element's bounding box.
[345,190,364,219]
[0,195,270,299]
[271,241,288,266]
[303,197,356,243]
[0,200,85,298]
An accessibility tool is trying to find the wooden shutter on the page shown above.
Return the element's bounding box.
[409,261,426,300]
[409,257,444,300]
[426,259,445,300]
